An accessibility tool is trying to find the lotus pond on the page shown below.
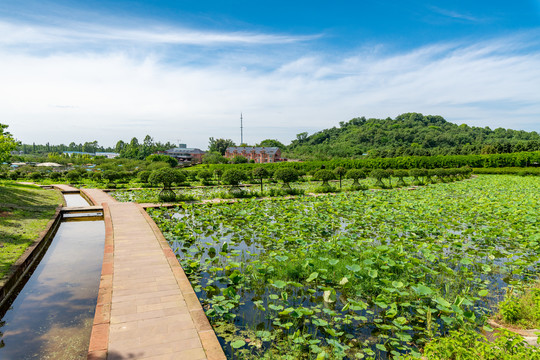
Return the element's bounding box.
[149,175,540,359]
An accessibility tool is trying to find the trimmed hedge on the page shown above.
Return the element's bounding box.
[188,151,540,173]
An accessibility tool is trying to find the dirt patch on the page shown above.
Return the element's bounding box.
[0,211,12,217]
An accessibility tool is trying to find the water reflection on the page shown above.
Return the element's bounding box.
[0,220,104,360]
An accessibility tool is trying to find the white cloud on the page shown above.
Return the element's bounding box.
[429,6,484,23]
[0,19,320,47]
[1,19,539,149]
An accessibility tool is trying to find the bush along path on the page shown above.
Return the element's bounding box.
[149,175,540,359]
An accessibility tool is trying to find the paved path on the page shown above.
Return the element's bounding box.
[84,188,119,205]
[51,184,81,192]
[82,189,225,360]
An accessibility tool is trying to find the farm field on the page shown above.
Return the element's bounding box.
[149,175,540,359]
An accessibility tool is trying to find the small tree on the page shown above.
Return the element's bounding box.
[314,169,335,187]
[214,168,223,184]
[409,168,423,185]
[394,169,409,187]
[149,168,186,202]
[65,170,81,184]
[273,168,299,189]
[222,168,247,192]
[385,169,394,187]
[427,169,437,184]
[252,167,269,192]
[369,169,389,188]
[333,166,347,188]
[346,169,367,187]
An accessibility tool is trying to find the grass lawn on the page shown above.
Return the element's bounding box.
[0,181,64,283]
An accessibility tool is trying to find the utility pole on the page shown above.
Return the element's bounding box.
[240,113,244,145]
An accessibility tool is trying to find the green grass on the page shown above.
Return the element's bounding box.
[0,181,63,283]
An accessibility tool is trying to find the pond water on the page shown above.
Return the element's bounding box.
[0,196,104,360]
[63,193,91,207]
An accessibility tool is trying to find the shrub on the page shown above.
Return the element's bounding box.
[313,185,339,193]
[138,170,151,184]
[497,286,540,328]
[404,328,540,360]
[92,171,103,181]
[146,161,172,171]
[28,172,43,180]
[102,170,121,184]
[231,155,248,164]
[8,171,20,180]
[49,172,63,181]
[65,170,81,183]
[146,154,178,168]
[197,169,213,185]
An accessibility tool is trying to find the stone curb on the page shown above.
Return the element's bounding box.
[136,203,226,360]
[87,202,114,360]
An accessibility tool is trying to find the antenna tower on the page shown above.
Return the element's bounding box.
[240,113,244,145]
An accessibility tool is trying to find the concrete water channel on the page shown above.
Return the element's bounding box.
[0,191,104,359]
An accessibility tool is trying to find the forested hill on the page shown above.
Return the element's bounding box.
[285,113,540,160]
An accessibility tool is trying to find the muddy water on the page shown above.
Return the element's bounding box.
[0,196,104,359]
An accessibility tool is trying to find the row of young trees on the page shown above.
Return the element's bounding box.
[146,165,473,201]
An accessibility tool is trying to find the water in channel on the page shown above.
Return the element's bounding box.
[0,194,104,359]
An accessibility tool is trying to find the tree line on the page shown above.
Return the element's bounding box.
[286,113,540,160]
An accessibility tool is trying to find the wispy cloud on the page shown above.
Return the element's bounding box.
[1,18,539,148]
[429,6,485,23]
[0,19,320,48]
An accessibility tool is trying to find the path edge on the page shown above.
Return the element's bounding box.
[87,202,114,360]
[137,204,226,360]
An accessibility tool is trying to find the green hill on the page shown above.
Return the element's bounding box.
[285,113,540,160]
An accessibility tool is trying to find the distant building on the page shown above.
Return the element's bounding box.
[224,147,281,163]
[63,151,119,159]
[163,147,205,164]
[95,152,120,159]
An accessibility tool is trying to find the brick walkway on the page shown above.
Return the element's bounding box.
[82,189,225,360]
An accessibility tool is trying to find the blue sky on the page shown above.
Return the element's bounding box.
[1,1,539,148]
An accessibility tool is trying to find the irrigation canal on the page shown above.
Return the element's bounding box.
[0,193,104,359]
